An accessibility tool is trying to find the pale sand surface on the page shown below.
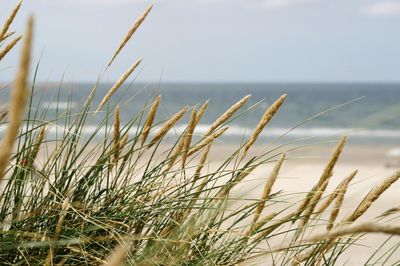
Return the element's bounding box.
[204,143,400,265]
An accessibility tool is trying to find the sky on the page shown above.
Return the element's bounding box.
[1,0,400,83]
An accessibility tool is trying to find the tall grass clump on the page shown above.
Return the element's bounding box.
[0,2,399,265]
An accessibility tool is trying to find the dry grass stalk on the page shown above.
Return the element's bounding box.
[250,153,285,230]
[116,133,129,165]
[96,58,142,112]
[326,170,358,230]
[217,165,258,198]
[141,95,161,146]
[0,111,8,122]
[178,145,212,222]
[148,106,189,148]
[195,100,209,125]
[245,211,278,237]
[344,170,400,223]
[102,239,132,266]
[253,213,295,242]
[294,173,396,264]
[307,222,400,243]
[108,5,153,67]
[0,35,22,61]
[27,126,46,166]
[0,0,22,41]
[188,127,228,156]
[166,138,184,170]
[0,17,32,181]
[44,189,74,266]
[293,137,347,222]
[0,31,15,42]
[296,170,400,264]
[112,106,121,163]
[297,178,330,233]
[203,95,250,138]
[242,95,287,158]
[193,143,212,183]
[294,245,326,264]
[316,170,358,213]
[66,246,104,264]
[119,133,129,149]
[381,204,400,217]
[283,221,400,264]
[182,108,198,167]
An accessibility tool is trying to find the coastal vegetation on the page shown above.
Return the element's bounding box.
[0,2,399,265]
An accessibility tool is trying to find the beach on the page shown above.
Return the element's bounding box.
[193,142,399,265]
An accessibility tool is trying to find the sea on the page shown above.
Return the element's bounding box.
[1,82,399,145]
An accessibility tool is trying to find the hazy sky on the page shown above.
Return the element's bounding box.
[1,0,400,82]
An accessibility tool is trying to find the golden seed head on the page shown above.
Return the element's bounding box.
[0,16,32,181]
[195,99,209,125]
[294,137,347,223]
[182,108,198,167]
[148,106,189,148]
[251,153,285,227]
[193,143,212,183]
[141,95,161,146]
[345,170,400,223]
[188,126,228,156]
[242,94,287,157]
[203,95,250,138]
[316,170,358,214]
[0,0,22,41]
[0,35,22,62]
[108,5,153,67]
[28,126,46,166]
[96,58,142,112]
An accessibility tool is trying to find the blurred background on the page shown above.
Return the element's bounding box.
[1,0,399,146]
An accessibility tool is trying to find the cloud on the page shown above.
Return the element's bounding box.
[362,2,400,17]
[262,0,321,9]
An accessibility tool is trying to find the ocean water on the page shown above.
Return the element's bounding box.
[1,82,399,144]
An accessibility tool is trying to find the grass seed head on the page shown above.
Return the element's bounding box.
[308,222,400,243]
[195,99,209,125]
[188,126,228,156]
[149,106,189,148]
[0,35,22,61]
[96,58,142,112]
[294,137,347,222]
[102,239,132,266]
[316,169,358,214]
[182,108,198,167]
[141,95,161,146]
[0,16,32,181]
[0,0,22,41]
[27,126,46,166]
[193,143,212,183]
[0,31,15,42]
[242,94,287,158]
[345,170,400,223]
[251,153,285,227]
[204,94,250,137]
[108,5,152,66]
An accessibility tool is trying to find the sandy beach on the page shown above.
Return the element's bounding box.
[200,142,400,265]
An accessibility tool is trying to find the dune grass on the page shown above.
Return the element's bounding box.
[0,2,399,265]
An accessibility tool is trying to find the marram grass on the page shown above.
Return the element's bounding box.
[0,2,400,266]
